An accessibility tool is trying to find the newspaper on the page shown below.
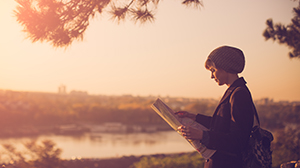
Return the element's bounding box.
[151,98,216,159]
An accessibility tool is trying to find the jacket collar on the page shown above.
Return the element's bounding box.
[218,77,247,104]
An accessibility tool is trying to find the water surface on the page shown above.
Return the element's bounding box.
[0,131,195,160]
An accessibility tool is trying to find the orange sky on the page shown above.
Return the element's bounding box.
[0,0,299,101]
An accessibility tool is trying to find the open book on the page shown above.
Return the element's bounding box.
[151,98,216,159]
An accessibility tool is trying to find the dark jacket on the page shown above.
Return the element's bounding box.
[195,77,254,168]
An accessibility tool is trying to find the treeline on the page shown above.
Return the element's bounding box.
[0,90,299,133]
[0,91,160,128]
[0,90,219,133]
[257,102,300,130]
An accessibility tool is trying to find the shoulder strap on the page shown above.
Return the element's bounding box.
[252,104,260,127]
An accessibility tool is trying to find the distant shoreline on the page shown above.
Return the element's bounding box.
[0,123,173,138]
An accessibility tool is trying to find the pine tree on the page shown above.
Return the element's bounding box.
[263,2,300,59]
[14,0,203,48]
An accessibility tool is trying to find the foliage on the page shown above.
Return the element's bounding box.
[263,1,300,59]
[0,90,220,137]
[130,152,205,168]
[183,100,216,116]
[256,103,300,130]
[14,0,203,48]
[1,140,64,168]
[1,90,300,137]
[271,127,300,168]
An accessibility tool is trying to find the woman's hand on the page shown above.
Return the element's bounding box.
[175,111,196,121]
[178,125,203,140]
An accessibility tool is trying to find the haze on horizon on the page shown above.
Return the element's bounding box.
[0,0,299,102]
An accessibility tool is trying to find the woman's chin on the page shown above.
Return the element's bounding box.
[217,82,225,86]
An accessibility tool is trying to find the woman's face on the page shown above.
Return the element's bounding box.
[208,66,229,86]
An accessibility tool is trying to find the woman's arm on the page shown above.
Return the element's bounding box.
[175,111,212,140]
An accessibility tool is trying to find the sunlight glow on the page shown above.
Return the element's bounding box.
[0,0,299,101]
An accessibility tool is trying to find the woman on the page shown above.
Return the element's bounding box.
[176,46,255,168]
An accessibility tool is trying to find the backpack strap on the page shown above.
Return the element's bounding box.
[252,104,260,127]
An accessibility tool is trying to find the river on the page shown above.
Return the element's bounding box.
[0,131,195,160]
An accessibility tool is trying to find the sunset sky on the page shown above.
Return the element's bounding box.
[0,0,299,102]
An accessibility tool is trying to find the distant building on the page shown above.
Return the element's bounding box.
[58,84,67,94]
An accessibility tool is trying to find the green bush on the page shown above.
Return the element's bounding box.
[130,152,205,168]
[1,140,64,168]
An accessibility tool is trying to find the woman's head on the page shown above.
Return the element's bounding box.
[205,46,245,74]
